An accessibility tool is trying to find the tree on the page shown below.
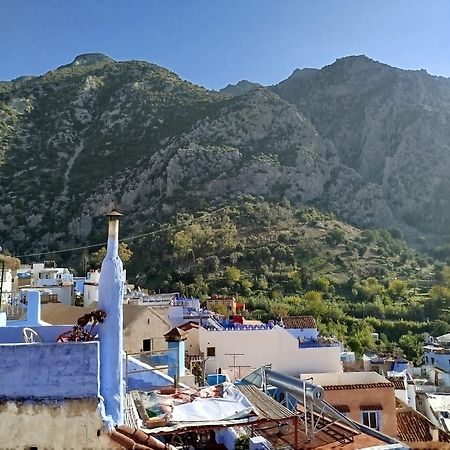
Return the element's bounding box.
[211,302,228,316]
[388,279,407,300]
[304,291,323,302]
[352,277,385,301]
[205,255,220,273]
[327,227,346,245]
[225,266,241,284]
[240,277,253,295]
[398,332,423,365]
[435,265,450,287]
[234,435,250,450]
[172,230,193,259]
[313,276,330,292]
[88,242,133,268]
[270,302,290,320]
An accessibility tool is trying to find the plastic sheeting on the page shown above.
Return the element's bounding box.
[171,384,254,422]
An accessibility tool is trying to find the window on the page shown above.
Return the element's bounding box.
[362,411,379,430]
[142,339,152,352]
[207,347,216,357]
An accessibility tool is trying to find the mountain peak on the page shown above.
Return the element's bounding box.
[71,53,115,66]
[219,80,261,96]
[327,55,390,73]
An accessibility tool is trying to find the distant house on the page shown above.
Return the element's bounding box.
[0,268,13,304]
[281,315,319,340]
[302,371,397,437]
[206,294,244,315]
[17,262,75,305]
[41,302,171,353]
[198,323,342,380]
[423,342,450,387]
[416,392,450,433]
[83,269,132,307]
[83,269,101,305]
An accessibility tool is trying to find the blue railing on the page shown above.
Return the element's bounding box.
[298,340,340,348]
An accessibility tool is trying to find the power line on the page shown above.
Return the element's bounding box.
[14,206,228,259]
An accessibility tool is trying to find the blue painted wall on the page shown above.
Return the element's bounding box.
[167,341,185,379]
[0,341,99,399]
[425,348,450,372]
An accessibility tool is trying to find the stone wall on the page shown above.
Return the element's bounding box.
[0,398,121,449]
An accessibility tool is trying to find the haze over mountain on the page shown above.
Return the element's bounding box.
[1,53,450,258]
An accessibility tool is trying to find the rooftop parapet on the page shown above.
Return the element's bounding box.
[0,341,100,399]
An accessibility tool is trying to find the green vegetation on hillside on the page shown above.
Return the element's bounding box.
[111,197,445,362]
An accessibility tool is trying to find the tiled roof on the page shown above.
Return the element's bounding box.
[387,378,406,390]
[164,327,188,341]
[323,382,394,391]
[282,315,317,329]
[178,321,199,331]
[396,399,450,443]
[111,425,177,449]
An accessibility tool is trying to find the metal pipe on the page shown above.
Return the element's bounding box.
[265,369,324,402]
[264,368,356,430]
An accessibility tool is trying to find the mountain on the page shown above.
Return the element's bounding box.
[219,80,262,96]
[271,56,450,242]
[1,53,450,262]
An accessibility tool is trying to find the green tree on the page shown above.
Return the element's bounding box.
[225,266,241,284]
[304,291,323,302]
[388,279,407,300]
[313,276,330,292]
[88,242,133,267]
[398,332,423,365]
[270,302,290,320]
[327,227,346,245]
[172,230,193,259]
[205,255,220,273]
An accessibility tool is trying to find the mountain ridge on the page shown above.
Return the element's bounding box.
[1,54,450,261]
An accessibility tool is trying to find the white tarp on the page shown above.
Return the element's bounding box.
[171,383,254,422]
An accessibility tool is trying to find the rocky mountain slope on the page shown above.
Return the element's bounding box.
[1,53,450,259]
[272,56,450,240]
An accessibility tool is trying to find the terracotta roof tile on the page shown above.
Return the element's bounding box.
[164,327,188,341]
[178,321,199,331]
[113,425,177,449]
[282,315,317,329]
[323,382,394,390]
[396,401,450,444]
[387,378,406,390]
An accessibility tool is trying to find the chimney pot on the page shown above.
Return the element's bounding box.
[105,210,123,220]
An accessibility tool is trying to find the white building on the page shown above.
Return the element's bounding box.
[84,269,130,307]
[0,268,13,304]
[17,262,75,305]
[197,324,342,380]
[416,392,450,433]
[84,269,101,306]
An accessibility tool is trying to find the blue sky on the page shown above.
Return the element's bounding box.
[1,0,450,89]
